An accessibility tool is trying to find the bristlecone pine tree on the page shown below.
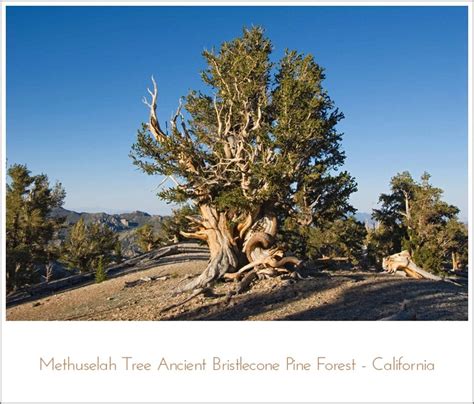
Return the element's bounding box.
[61,218,118,273]
[136,223,159,253]
[371,171,466,273]
[305,218,367,265]
[6,164,65,292]
[158,205,200,244]
[131,27,356,291]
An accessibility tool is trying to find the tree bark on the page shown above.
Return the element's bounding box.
[452,252,460,271]
[6,264,20,293]
[178,205,300,292]
[45,262,54,283]
[383,251,443,281]
[177,205,239,292]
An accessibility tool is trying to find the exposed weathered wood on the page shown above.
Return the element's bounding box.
[382,251,443,281]
[235,271,258,294]
[223,272,242,281]
[175,206,239,292]
[383,251,464,287]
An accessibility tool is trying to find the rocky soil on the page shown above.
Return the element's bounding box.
[6,246,468,321]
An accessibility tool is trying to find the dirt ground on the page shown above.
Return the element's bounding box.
[6,259,468,321]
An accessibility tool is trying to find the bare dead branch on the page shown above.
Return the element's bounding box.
[143,76,168,142]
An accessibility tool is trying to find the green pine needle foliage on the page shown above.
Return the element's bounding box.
[95,256,107,283]
[369,171,467,273]
[6,164,66,292]
[61,218,118,273]
[131,27,356,228]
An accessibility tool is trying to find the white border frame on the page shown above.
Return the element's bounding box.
[1,1,472,403]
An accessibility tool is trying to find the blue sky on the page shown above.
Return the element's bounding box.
[6,6,468,219]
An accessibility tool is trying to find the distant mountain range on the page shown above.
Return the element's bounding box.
[51,207,164,231]
[51,207,167,257]
[52,207,376,231]
[353,212,376,226]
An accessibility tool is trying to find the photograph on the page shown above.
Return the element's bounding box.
[4,5,469,321]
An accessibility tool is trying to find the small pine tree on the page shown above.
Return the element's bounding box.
[61,219,118,273]
[114,241,123,263]
[95,256,107,283]
[136,223,158,252]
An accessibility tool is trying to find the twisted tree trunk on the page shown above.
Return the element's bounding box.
[451,252,460,271]
[177,205,300,292]
[177,205,239,292]
[6,264,21,293]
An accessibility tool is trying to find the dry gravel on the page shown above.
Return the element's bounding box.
[6,260,468,321]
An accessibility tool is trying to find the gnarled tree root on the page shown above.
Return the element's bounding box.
[175,246,237,293]
[176,209,303,294]
[236,271,258,294]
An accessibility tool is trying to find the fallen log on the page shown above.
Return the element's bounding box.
[107,244,181,272]
[382,251,463,286]
[315,256,349,262]
[382,251,442,281]
[7,242,208,307]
